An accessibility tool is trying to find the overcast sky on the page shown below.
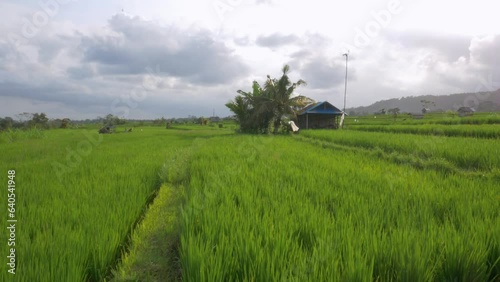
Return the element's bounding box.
[1,0,499,119]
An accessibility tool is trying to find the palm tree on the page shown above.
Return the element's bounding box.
[226,66,314,134]
[262,65,314,134]
[227,81,273,133]
[225,95,250,130]
[237,81,274,133]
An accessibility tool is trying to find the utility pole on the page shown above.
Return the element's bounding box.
[342,51,349,128]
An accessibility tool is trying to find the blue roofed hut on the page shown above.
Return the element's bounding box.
[297,101,344,129]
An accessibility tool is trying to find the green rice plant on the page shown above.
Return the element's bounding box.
[347,124,500,138]
[159,149,194,184]
[421,114,500,125]
[346,112,500,126]
[0,128,46,143]
[179,135,500,281]
[0,127,229,281]
[301,129,500,172]
[1,125,498,281]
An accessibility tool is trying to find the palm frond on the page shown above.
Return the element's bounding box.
[290,95,315,107]
[282,64,290,75]
[296,79,307,86]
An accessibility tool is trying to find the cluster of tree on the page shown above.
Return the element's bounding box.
[420,99,436,113]
[152,117,167,126]
[226,65,314,134]
[0,113,72,131]
[100,114,126,126]
[46,118,71,128]
[388,108,400,120]
[198,117,209,125]
[373,108,401,120]
[0,117,15,130]
[1,112,239,131]
[152,116,213,127]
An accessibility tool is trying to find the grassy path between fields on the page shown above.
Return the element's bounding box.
[110,141,202,281]
[111,184,183,281]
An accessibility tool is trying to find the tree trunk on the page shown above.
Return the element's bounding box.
[273,118,281,134]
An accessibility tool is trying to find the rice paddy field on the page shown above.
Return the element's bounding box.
[0,114,499,281]
[0,126,229,281]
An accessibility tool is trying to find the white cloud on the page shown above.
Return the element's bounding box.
[0,0,498,119]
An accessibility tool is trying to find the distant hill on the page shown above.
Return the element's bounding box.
[347,89,500,115]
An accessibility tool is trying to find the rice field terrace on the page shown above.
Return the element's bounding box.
[346,112,500,126]
[181,135,500,281]
[0,126,230,281]
[299,130,500,173]
[0,115,499,281]
[346,124,500,139]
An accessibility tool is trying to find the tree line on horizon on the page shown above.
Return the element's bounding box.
[0,113,69,131]
[0,112,235,132]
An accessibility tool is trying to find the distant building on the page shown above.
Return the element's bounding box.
[457,107,475,117]
[297,101,343,129]
[98,125,115,134]
[410,113,425,119]
[210,116,221,123]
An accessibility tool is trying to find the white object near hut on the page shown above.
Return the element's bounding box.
[289,121,299,132]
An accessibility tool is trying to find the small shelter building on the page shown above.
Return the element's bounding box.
[297,101,344,129]
[457,107,475,117]
[411,113,425,119]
